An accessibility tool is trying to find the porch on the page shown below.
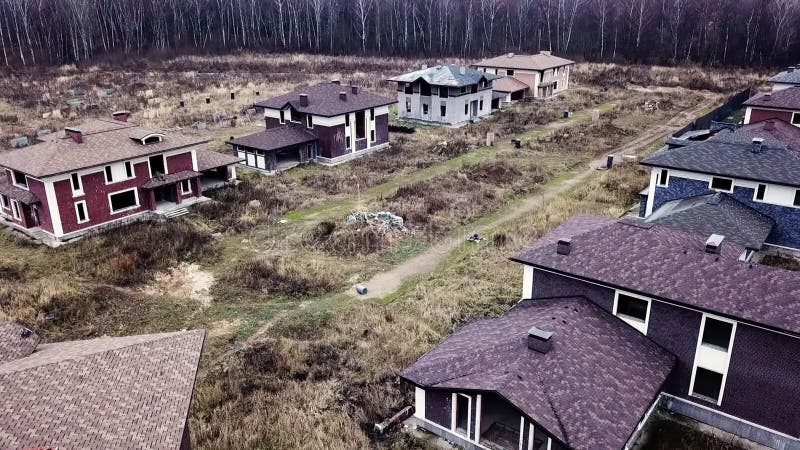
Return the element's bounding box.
[142,170,202,211]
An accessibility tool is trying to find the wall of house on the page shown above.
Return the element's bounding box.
[27,178,52,232]
[746,107,794,125]
[397,87,493,126]
[315,124,347,159]
[530,267,800,437]
[166,151,195,173]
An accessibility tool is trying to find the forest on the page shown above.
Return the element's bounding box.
[0,0,797,68]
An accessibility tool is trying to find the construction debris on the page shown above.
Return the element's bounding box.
[9,137,29,149]
[374,406,414,434]
[346,211,405,232]
[468,233,484,243]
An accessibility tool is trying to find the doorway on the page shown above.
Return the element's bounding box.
[454,393,471,437]
[149,154,166,176]
[470,100,479,117]
[153,185,177,205]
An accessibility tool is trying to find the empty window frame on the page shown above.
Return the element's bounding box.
[109,189,138,214]
[355,111,366,139]
[143,135,162,145]
[656,169,669,187]
[404,83,413,95]
[370,108,375,121]
[306,115,313,129]
[346,136,351,150]
[710,177,734,192]
[440,87,449,98]
[793,112,800,125]
[104,165,113,183]
[180,179,192,194]
[464,103,469,115]
[506,69,515,76]
[149,154,166,177]
[10,199,20,219]
[440,104,447,117]
[479,99,484,111]
[405,100,411,113]
[755,183,767,202]
[691,367,724,402]
[279,110,286,124]
[422,104,429,115]
[125,161,133,178]
[75,200,89,224]
[70,173,83,194]
[370,130,375,142]
[345,114,351,127]
[701,318,734,351]
[614,292,650,334]
[0,194,7,209]
[12,170,27,188]
[794,190,800,207]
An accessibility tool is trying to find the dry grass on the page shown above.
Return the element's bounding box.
[222,256,339,297]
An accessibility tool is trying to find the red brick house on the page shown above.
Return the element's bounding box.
[743,87,800,126]
[232,82,395,171]
[0,113,241,245]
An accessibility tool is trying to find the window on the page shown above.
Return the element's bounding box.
[404,83,413,95]
[346,136,351,149]
[405,100,411,113]
[754,184,766,201]
[460,86,467,94]
[701,318,734,351]
[125,161,133,178]
[70,173,83,194]
[290,108,301,123]
[370,108,375,121]
[656,169,669,187]
[75,201,89,224]
[691,367,724,402]
[465,103,469,115]
[506,69,515,76]
[307,115,313,129]
[12,170,27,188]
[149,154,166,177]
[180,179,192,194]
[397,82,404,92]
[345,114,350,127]
[104,166,113,183]
[710,177,733,192]
[479,99,484,111]
[794,190,800,207]
[370,130,375,142]
[143,135,162,145]
[355,111,366,139]
[109,189,138,214]
[614,292,650,334]
[420,82,431,96]
[793,112,800,125]
[279,110,285,124]
[422,104,429,115]
[440,88,449,98]
[432,86,439,96]
[440,104,447,117]
[10,199,20,219]
[0,194,7,209]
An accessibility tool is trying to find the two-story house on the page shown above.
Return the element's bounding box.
[234,82,395,171]
[473,52,574,99]
[639,119,800,252]
[0,113,241,245]
[769,65,800,91]
[403,215,800,450]
[743,86,800,126]
[389,65,501,127]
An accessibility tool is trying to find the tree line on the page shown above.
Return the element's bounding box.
[0,0,798,68]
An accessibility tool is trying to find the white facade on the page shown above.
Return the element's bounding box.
[396,87,493,127]
[475,65,571,98]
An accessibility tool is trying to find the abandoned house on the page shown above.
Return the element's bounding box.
[389,65,501,127]
[769,64,800,91]
[0,320,205,450]
[403,215,800,450]
[0,114,241,245]
[235,82,395,171]
[639,119,800,251]
[472,52,574,99]
[742,86,800,126]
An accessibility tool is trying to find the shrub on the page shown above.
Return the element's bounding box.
[225,256,337,296]
[195,179,302,231]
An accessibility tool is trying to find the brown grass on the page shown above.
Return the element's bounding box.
[223,256,338,297]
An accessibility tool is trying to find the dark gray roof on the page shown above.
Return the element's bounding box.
[641,139,800,186]
[401,296,675,450]
[254,82,395,117]
[388,64,501,87]
[711,119,800,149]
[770,68,800,85]
[227,126,317,152]
[743,87,800,110]
[642,193,775,249]
[512,215,800,335]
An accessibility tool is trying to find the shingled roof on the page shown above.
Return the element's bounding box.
[473,52,575,71]
[401,296,675,450]
[711,119,800,149]
[492,76,530,93]
[743,87,800,110]
[0,321,39,363]
[641,193,775,250]
[512,215,800,335]
[388,64,501,87]
[769,67,800,85]
[227,126,317,152]
[0,181,40,205]
[0,327,205,450]
[196,148,244,171]
[641,139,800,186]
[0,118,208,178]
[254,82,395,117]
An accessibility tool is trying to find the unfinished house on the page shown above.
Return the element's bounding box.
[769,64,800,91]
[389,65,501,127]
[473,52,574,99]
[0,321,205,450]
[742,87,800,126]
[235,82,395,171]
[0,113,241,245]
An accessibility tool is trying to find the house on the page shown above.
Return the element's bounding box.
[742,86,800,126]
[639,119,800,251]
[0,113,241,245]
[769,65,800,91]
[403,215,800,450]
[0,320,205,449]
[235,82,395,171]
[389,65,501,127]
[473,52,574,99]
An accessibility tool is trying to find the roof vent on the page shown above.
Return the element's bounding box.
[527,326,554,354]
[705,234,725,254]
[507,53,515,58]
[556,238,571,255]
[339,91,347,101]
[351,85,359,95]
[112,110,130,122]
[65,127,83,144]
[764,93,772,101]
[459,66,466,75]
[763,120,775,131]
[788,66,796,73]
[299,94,309,107]
[331,79,341,85]
[752,137,764,153]
[541,50,552,56]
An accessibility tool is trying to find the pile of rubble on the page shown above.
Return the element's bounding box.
[346,211,406,234]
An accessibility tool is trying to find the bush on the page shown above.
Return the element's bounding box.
[305,220,395,256]
[195,179,302,231]
[225,256,337,296]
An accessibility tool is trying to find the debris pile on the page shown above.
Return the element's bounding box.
[346,211,405,233]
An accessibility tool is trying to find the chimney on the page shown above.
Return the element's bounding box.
[459,66,466,75]
[507,53,515,58]
[541,50,552,56]
[764,93,772,101]
[112,110,130,122]
[705,234,725,254]
[764,120,775,131]
[331,79,341,85]
[527,326,554,354]
[752,137,764,153]
[65,127,83,144]
[351,85,359,95]
[788,66,796,73]
[299,94,309,107]
[339,91,347,101]
[556,238,572,255]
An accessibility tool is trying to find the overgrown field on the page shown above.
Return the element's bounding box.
[0,53,741,449]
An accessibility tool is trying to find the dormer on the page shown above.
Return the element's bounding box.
[130,131,166,145]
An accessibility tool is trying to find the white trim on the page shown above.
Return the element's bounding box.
[138,133,165,144]
[792,112,800,126]
[180,179,192,195]
[412,416,492,450]
[518,416,525,450]
[70,172,84,197]
[527,423,534,450]
[107,187,140,215]
[743,107,752,124]
[613,290,651,335]
[753,183,767,202]
[474,394,482,443]
[74,200,89,224]
[306,114,314,129]
[709,176,734,193]
[0,194,6,209]
[10,199,20,220]
[656,168,670,187]
[450,393,457,432]
[148,153,168,178]
[10,170,29,190]
[451,393,472,439]
[414,387,426,419]
[43,180,64,236]
[688,313,737,405]
[522,265,534,299]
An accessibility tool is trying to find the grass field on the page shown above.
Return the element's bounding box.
[0,53,758,449]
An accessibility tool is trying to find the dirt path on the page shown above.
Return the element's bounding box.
[349,99,717,300]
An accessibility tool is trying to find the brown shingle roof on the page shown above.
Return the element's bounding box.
[0,328,205,450]
[0,181,40,205]
[743,87,800,110]
[254,82,395,117]
[227,125,317,152]
[492,76,530,93]
[473,52,575,71]
[142,169,201,189]
[0,321,39,363]
[196,149,243,171]
[0,119,209,178]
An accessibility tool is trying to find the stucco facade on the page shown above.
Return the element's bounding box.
[396,87,494,127]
